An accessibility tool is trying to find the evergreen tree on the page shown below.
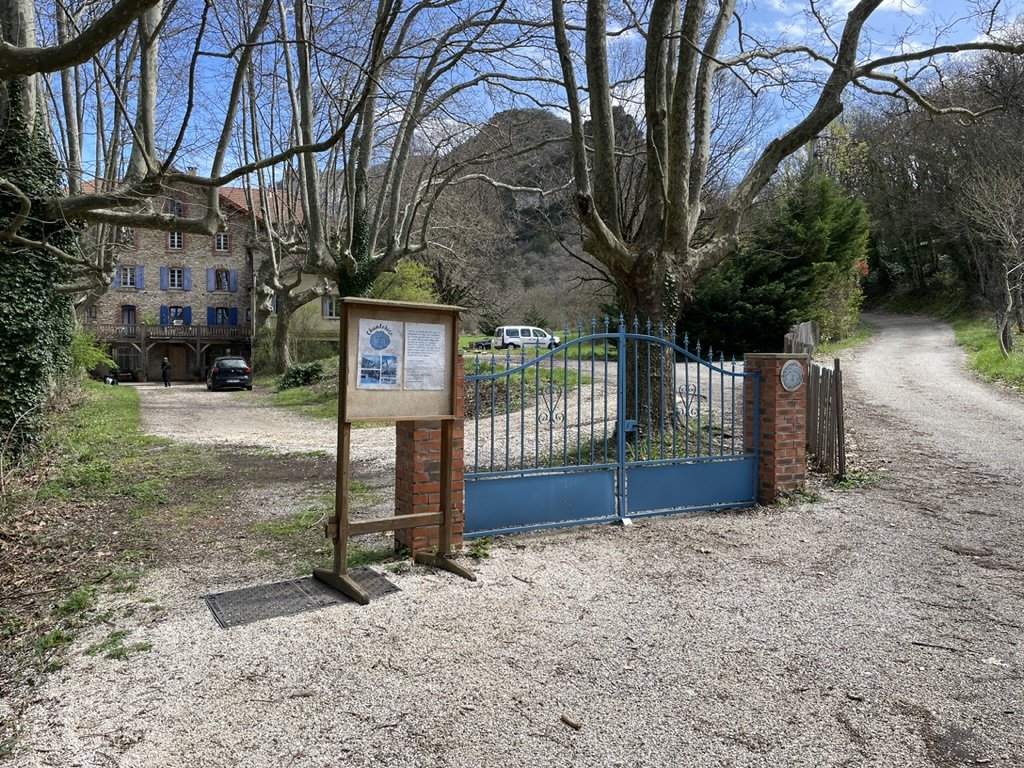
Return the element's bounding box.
[679,173,868,355]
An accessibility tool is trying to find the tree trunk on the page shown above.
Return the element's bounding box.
[1,0,40,132]
[273,304,294,372]
[618,248,685,444]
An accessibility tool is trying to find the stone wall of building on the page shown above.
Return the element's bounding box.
[92,186,255,329]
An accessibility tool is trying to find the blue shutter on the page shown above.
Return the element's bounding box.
[136,266,144,289]
[160,266,169,290]
[229,269,238,292]
[111,269,121,288]
[183,306,192,325]
[207,268,215,291]
[229,307,238,327]
[159,305,169,325]
[183,267,192,291]
[207,306,215,325]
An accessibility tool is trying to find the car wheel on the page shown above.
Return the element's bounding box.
[246,385,253,391]
[548,341,556,349]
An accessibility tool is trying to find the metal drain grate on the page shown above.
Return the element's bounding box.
[347,566,402,600]
[204,568,399,628]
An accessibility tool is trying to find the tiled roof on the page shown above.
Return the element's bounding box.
[77,178,302,225]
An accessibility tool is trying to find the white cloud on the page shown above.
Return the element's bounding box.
[829,0,926,14]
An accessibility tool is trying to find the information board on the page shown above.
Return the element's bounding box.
[341,298,460,422]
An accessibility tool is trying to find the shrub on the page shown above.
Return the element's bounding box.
[69,330,114,378]
[278,361,325,390]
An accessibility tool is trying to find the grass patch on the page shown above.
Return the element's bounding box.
[252,505,325,537]
[83,629,152,660]
[346,542,394,568]
[953,316,1024,391]
[817,321,875,356]
[270,383,338,420]
[52,585,97,618]
[124,478,170,510]
[34,628,75,656]
[776,487,823,505]
[248,490,398,574]
[251,483,375,539]
[465,356,590,418]
[107,569,141,594]
[268,357,340,419]
[468,536,492,559]
[173,487,234,521]
[32,382,216,519]
[832,469,883,489]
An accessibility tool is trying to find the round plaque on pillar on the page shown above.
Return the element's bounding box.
[780,359,804,391]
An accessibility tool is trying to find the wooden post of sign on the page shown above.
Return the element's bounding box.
[411,417,474,580]
[313,309,371,605]
[313,298,474,605]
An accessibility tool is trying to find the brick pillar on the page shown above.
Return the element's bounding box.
[743,353,808,503]
[394,355,465,554]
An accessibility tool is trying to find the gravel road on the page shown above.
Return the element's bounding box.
[7,313,1023,767]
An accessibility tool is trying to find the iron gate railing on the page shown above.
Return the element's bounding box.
[464,319,759,537]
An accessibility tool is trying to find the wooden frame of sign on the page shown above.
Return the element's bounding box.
[313,297,474,604]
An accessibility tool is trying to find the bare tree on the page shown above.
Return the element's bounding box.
[960,149,1024,355]
[236,0,551,369]
[542,0,1024,420]
[551,0,1024,324]
[844,27,1024,352]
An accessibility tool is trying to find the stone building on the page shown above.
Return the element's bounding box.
[83,182,258,382]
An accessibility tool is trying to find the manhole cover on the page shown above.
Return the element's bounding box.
[204,568,399,628]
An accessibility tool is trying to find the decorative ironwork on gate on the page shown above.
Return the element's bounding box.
[464,318,759,537]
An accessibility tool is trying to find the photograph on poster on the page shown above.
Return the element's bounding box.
[357,320,403,389]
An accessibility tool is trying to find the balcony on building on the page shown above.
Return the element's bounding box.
[84,322,252,342]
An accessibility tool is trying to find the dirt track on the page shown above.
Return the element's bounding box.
[5,313,1024,767]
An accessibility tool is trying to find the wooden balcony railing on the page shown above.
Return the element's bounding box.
[85,323,251,343]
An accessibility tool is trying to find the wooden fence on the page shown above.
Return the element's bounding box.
[807,358,845,478]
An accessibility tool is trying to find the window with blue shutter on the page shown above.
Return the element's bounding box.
[159,305,169,325]
[111,270,121,288]
[229,269,238,292]
[207,268,215,291]
[229,307,238,326]
[183,306,192,325]
[137,266,145,289]
[183,267,192,291]
[160,266,169,290]
[207,306,215,325]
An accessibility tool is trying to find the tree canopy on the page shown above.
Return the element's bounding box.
[680,172,869,355]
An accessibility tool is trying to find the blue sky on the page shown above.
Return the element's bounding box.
[741,0,1024,51]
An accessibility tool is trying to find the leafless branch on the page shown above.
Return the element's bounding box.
[0,0,159,79]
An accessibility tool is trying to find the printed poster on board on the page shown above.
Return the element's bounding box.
[357,319,403,389]
[403,322,446,390]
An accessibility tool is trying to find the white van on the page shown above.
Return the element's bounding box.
[492,325,561,350]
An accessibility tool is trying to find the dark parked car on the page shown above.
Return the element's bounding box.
[206,356,253,391]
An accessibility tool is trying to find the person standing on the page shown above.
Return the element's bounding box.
[161,357,172,387]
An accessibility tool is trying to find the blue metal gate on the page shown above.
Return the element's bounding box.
[464,319,759,537]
